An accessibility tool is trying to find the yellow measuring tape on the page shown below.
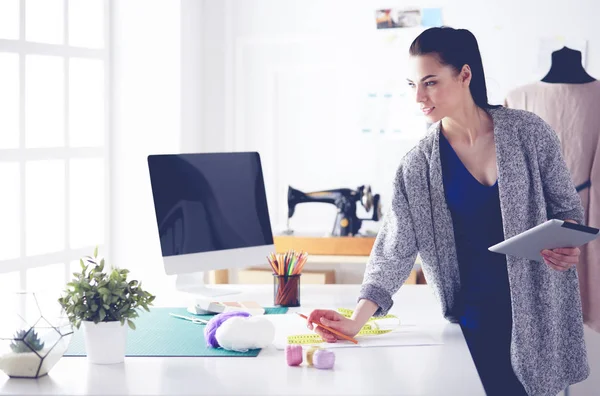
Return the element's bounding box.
[287,308,401,345]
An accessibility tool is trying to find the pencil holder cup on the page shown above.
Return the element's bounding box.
[273,274,301,307]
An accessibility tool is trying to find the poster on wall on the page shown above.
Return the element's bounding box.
[420,8,443,27]
[359,87,426,139]
[375,9,421,29]
[375,8,443,30]
[361,9,439,139]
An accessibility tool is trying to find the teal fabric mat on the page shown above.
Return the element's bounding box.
[64,307,288,357]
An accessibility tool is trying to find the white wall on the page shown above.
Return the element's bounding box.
[189,0,600,237]
[107,1,600,394]
[111,0,181,297]
[180,1,600,394]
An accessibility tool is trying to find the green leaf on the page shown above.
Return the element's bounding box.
[108,278,115,289]
[98,287,110,296]
[57,247,156,328]
[127,320,136,330]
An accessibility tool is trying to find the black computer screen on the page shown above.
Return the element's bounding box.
[147,152,274,256]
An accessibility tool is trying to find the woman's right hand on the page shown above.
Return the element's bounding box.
[306,309,362,343]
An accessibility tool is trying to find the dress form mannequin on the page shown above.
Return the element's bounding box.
[541,47,596,84]
[506,47,600,336]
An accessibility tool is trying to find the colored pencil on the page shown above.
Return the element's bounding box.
[267,250,307,306]
[267,250,308,277]
[296,313,358,344]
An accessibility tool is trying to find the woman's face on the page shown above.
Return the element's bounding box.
[406,54,470,123]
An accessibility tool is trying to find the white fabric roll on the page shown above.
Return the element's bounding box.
[215,316,275,352]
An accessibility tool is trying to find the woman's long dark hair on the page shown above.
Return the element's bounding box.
[409,26,501,109]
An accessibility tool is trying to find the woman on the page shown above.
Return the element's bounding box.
[307,27,590,396]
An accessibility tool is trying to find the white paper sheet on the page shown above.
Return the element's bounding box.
[266,314,443,350]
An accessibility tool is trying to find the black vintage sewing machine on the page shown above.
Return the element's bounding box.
[287,185,382,236]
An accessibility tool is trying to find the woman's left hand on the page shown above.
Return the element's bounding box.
[541,219,580,271]
[541,247,580,271]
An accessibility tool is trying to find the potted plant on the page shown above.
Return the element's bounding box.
[58,247,155,364]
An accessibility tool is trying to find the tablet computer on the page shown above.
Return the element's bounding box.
[488,219,600,262]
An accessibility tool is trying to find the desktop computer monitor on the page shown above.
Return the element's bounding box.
[147,152,275,297]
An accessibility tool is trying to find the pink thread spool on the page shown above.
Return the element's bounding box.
[285,345,303,366]
[313,349,335,369]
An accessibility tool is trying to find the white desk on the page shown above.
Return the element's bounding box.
[0,285,485,395]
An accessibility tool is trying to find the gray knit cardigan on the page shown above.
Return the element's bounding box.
[359,106,590,395]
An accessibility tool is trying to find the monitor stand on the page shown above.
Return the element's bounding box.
[175,272,240,298]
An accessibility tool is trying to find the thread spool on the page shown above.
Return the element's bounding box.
[305,346,321,366]
[285,344,303,366]
[313,349,335,369]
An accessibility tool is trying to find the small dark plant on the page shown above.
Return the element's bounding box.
[58,247,155,330]
[10,329,45,353]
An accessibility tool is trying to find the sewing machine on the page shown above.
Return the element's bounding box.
[286,185,382,236]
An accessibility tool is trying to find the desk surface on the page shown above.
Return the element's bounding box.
[0,285,484,396]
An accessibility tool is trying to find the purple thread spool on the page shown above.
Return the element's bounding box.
[313,349,335,369]
[285,345,303,366]
[204,311,251,348]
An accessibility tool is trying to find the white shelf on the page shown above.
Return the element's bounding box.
[307,254,422,269]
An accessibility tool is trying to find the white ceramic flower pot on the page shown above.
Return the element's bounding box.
[82,321,127,364]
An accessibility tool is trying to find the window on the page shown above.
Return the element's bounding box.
[0,0,109,296]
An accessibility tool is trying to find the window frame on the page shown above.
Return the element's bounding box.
[0,0,111,292]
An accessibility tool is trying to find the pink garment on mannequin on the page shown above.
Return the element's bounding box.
[506,80,600,332]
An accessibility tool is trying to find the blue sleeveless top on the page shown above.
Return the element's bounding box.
[438,131,512,328]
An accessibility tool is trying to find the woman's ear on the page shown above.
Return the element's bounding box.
[461,64,472,86]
